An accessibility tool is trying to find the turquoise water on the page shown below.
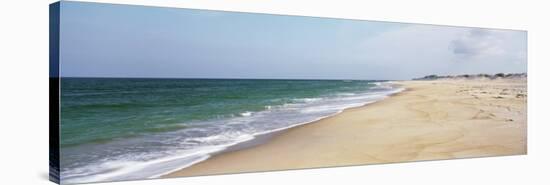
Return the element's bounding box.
[60,78,402,183]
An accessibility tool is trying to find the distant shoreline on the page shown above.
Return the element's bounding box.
[413,73,526,80]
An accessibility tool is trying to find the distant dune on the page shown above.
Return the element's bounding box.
[413,73,527,80]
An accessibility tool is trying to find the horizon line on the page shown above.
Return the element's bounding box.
[58,76,404,81]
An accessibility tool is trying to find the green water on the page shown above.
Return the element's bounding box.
[60,78,378,148]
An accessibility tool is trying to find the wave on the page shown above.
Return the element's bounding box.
[239,111,253,117]
[293,97,323,103]
[61,81,404,183]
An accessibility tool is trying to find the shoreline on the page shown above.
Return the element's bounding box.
[163,79,526,178]
[61,81,404,184]
[153,84,404,178]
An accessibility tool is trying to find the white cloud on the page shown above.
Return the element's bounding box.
[353,25,527,79]
[449,28,525,62]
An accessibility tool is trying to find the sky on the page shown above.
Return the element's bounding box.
[59,1,527,80]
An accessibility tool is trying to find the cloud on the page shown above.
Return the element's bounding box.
[353,25,527,79]
[449,28,514,60]
[354,25,463,79]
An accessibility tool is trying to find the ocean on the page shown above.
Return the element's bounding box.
[59,78,402,183]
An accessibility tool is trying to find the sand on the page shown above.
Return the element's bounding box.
[164,79,527,178]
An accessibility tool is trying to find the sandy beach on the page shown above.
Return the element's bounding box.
[164,79,527,178]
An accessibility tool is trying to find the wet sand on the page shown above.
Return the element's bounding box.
[165,79,527,178]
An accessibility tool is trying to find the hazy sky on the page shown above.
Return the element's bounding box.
[60,1,527,80]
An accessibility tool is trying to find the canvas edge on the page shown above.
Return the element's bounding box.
[49,1,61,184]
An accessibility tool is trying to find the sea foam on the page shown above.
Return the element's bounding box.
[61,81,404,183]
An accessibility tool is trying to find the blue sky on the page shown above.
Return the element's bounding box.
[59,1,527,80]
